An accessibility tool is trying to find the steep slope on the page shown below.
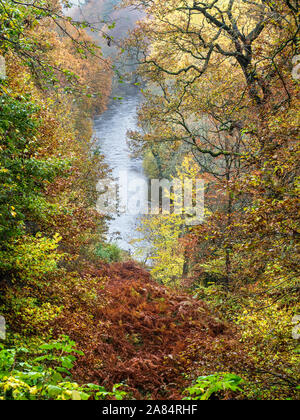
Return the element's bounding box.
[54,261,251,399]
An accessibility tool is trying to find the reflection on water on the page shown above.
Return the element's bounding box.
[94,85,148,255]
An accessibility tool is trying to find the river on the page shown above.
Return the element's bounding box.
[69,0,147,256]
[94,85,149,257]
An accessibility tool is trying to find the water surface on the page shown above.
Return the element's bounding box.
[94,85,148,255]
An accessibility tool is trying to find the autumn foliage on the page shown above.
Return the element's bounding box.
[50,261,248,399]
[0,0,299,401]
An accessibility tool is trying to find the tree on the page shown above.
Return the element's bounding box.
[125,0,299,285]
[0,0,111,93]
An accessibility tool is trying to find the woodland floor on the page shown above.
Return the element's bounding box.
[55,262,252,399]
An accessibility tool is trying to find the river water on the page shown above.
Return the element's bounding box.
[73,0,148,256]
[94,85,149,257]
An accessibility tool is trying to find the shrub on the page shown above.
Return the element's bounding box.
[183,373,244,400]
[0,335,127,400]
[95,243,122,263]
